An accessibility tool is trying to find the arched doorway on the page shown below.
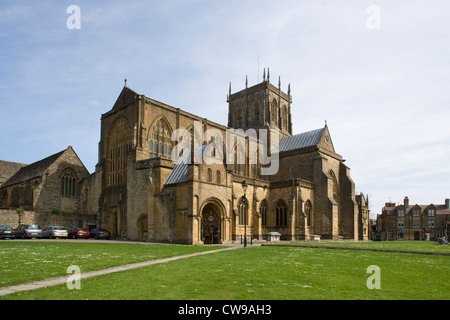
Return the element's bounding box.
[201,203,221,244]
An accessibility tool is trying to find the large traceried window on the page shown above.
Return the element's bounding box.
[107,117,132,187]
[149,118,172,159]
[61,168,77,198]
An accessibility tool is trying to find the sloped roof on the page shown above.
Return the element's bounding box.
[164,151,190,185]
[164,145,209,186]
[1,150,65,188]
[279,128,324,152]
[0,160,28,184]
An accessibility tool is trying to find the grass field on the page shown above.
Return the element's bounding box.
[268,240,450,254]
[0,241,221,287]
[1,241,449,300]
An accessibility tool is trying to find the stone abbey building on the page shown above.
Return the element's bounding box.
[0,74,369,244]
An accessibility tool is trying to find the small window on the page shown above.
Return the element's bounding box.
[428,209,435,217]
[206,169,212,182]
[215,171,221,183]
[305,200,313,227]
[260,200,267,227]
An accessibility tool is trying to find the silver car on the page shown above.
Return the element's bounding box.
[15,224,42,239]
[42,226,68,239]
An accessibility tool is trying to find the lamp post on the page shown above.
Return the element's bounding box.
[242,180,248,247]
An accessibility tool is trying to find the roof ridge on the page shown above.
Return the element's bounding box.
[279,127,325,152]
[1,149,66,188]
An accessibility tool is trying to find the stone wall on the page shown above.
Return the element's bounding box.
[0,209,95,229]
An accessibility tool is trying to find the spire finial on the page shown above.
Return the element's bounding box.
[288,83,291,95]
[278,76,281,89]
[267,68,270,82]
[263,68,266,82]
[245,75,248,89]
[124,78,127,87]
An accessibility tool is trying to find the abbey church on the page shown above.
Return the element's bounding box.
[0,73,369,244]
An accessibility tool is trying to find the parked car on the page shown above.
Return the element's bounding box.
[15,224,42,239]
[42,226,68,239]
[68,228,90,239]
[0,226,16,239]
[89,228,111,240]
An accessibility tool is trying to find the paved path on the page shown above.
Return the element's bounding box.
[0,247,237,297]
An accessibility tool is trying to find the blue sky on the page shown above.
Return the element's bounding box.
[1,0,449,216]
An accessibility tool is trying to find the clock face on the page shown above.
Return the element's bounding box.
[324,134,330,144]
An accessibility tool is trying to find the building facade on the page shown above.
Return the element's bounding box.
[0,74,368,244]
[78,75,367,244]
[0,147,89,213]
[377,196,450,241]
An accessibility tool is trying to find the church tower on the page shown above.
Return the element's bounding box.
[227,69,293,139]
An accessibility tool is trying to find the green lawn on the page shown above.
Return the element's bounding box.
[1,241,449,300]
[0,241,222,287]
[268,240,450,254]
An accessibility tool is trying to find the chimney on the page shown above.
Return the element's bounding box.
[446,198,450,210]
[404,196,409,208]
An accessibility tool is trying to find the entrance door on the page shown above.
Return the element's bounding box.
[414,231,420,240]
[202,207,220,244]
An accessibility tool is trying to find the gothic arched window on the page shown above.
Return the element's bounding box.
[107,117,131,186]
[215,170,221,184]
[329,170,339,202]
[61,168,77,198]
[238,197,247,225]
[233,142,246,175]
[271,99,278,125]
[305,200,312,227]
[260,200,268,227]
[235,105,243,128]
[253,100,260,123]
[149,118,172,159]
[282,105,288,129]
[249,147,260,178]
[275,200,288,227]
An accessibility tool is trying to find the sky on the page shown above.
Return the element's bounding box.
[1,0,449,217]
